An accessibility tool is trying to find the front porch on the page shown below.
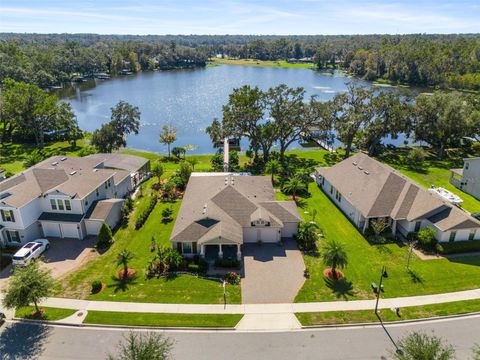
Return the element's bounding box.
[201,243,241,261]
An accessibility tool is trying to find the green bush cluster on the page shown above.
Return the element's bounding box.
[135,196,158,229]
[91,280,102,293]
[440,241,480,255]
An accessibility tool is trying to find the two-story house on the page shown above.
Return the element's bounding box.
[450,157,480,200]
[0,154,149,247]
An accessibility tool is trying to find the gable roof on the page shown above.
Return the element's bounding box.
[0,154,147,208]
[316,153,480,231]
[171,174,300,244]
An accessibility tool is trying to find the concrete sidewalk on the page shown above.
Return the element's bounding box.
[35,288,480,315]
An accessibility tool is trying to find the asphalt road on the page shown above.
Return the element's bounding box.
[1,315,479,360]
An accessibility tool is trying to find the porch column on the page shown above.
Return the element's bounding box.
[236,244,242,261]
[362,218,369,233]
[200,244,205,258]
[391,220,397,235]
[218,244,223,259]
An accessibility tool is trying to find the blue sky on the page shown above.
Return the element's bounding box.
[1,0,479,35]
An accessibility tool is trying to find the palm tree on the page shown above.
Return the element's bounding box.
[265,159,280,183]
[117,249,134,279]
[296,221,321,251]
[282,177,305,201]
[321,240,348,279]
[108,332,173,360]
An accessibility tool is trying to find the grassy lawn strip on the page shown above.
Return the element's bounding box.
[84,311,243,328]
[15,306,77,321]
[296,298,480,326]
[210,58,315,69]
[292,182,480,303]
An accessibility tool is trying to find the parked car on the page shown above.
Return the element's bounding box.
[12,239,50,266]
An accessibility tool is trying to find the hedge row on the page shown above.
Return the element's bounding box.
[440,240,480,255]
[135,196,158,229]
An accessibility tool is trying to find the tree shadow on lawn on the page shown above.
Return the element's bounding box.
[0,321,51,360]
[324,277,355,300]
[407,269,424,284]
[108,274,139,293]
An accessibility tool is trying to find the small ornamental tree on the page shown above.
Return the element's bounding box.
[2,261,56,314]
[393,331,455,360]
[97,223,113,248]
[282,177,306,201]
[107,331,173,360]
[321,240,348,279]
[151,163,164,184]
[417,227,437,249]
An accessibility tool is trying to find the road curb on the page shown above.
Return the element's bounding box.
[11,317,237,331]
[300,310,480,329]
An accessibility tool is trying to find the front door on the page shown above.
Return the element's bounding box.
[257,229,261,241]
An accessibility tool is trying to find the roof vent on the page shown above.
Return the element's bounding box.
[364,170,370,175]
[358,166,363,170]
[352,161,358,166]
[69,171,77,176]
[60,157,67,161]
[52,161,58,166]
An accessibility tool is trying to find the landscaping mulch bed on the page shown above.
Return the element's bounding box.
[117,268,136,280]
[323,268,344,281]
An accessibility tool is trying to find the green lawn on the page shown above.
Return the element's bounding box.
[379,148,480,214]
[296,298,480,326]
[210,58,315,69]
[0,139,90,175]
[84,310,243,327]
[292,182,480,303]
[15,306,77,321]
[61,176,241,304]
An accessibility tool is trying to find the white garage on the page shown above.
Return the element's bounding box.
[42,222,61,238]
[243,227,281,243]
[60,223,81,239]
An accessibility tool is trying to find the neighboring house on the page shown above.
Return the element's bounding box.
[0,154,149,247]
[315,153,480,242]
[170,173,301,260]
[450,157,480,200]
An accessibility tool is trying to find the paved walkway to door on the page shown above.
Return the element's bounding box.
[241,239,305,304]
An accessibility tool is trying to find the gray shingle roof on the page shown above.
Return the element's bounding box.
[85,199,123,221]
[316,153,480,231]
[171,174,300,244]
[38,212,84,223]
[85,153,149,173]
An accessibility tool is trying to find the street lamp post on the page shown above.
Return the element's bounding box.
[375,265,387,313]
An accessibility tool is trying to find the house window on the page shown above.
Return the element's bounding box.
[335,190,342,202]
[465,162,469,170]
[1,209,15,222]
[50,199,57,210]
[104,181,108,189]
[414,221,421,232]
[192,242,197,253]
[5,230,20,242]
[469,229,476,241]
[57,199,65,211]
[182,242,193,254]
[321,177,325,186]
[330,185,334,195]
[65,200,72,211]
[96,188,99,197]
[449,231,457,242]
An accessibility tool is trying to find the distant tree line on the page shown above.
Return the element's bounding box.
[1,33,479,90]
[0,37,208,88]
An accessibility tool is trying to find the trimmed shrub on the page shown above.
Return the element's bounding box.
[214,258,240,269]
[440,240,480,254]
[97,223,113,248]
[161,207,174,223]
[135,196,158,229]
[91,280,103,293]
[224,271,240,285]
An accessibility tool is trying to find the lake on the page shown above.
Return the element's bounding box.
[62,65,413,154]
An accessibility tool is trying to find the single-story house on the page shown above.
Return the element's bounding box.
[315,153,480,242]
[170,173,301,260]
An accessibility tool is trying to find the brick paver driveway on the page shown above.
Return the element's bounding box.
[241,239,305,304]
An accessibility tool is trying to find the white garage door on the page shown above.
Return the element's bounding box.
[61,223,80,239]
[260,228,279,243]
[42,222,61,238]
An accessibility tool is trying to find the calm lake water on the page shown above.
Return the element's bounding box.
[62,65,413,154]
